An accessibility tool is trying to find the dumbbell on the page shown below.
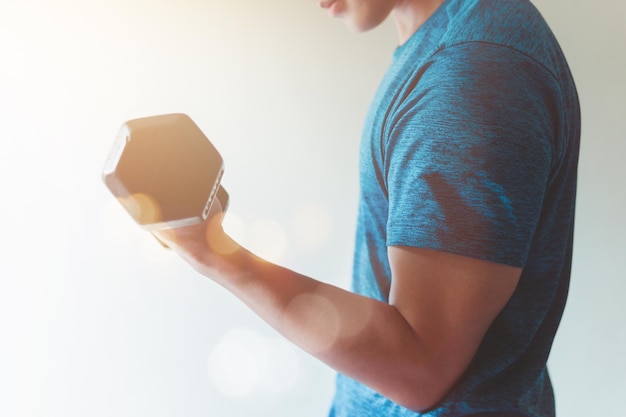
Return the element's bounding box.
[102,113,228,238]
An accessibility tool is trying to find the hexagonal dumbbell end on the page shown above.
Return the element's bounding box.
[102,113,225,231]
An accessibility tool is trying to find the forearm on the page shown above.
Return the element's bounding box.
[197,245,449,412]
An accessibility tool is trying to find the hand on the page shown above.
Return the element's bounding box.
[152,199,242,279]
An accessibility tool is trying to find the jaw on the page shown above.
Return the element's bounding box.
[336,0,399,33]
[328,0,446,43]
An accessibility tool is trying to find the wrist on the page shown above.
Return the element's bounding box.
[194,233,256,286]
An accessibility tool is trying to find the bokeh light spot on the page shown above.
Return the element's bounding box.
[290,202,333,247]
[207,327,303,399]
[207,328,269,399]
[117,193,162,225]
[285,292,341,354]
[340,295,375,340]
[260,338,301,395]
[222,211,246,242]
[246,219,288,262]
[206,215,240,256]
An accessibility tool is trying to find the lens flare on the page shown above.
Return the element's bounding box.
[206,214,240,256]
[207,328,301,398]
[246,219,288,262]
[339,294,375,340]
[290,202,333,247]
[117,193,162,225]
[259,338,301,395]
[222,211,246,242]
[207,328,267,398]
[285,292,341,354]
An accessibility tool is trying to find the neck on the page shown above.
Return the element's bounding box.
[392,0,446,45]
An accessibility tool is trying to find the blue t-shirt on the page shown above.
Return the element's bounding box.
[329,0,580,416]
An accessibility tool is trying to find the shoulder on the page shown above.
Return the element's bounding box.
[433,0,566,78]
[389,41,562,139]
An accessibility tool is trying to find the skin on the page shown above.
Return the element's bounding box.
[155,0,522,412]
[319,0,448,44]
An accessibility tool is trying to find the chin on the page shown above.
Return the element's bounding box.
[344,17,383,33]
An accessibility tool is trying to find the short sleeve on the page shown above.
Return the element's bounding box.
[385,42,559,267]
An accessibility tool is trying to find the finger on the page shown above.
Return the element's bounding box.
[151,232,171,249]
[207,194,224,221]
[152,227,178,249]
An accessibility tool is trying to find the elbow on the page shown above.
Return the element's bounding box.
[389,390,448,414]
[382,368,459,413]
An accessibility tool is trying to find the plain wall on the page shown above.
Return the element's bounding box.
[0,0,624,416]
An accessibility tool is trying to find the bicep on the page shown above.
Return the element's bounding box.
[388,246,521,390]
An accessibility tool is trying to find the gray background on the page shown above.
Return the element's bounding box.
[0,0,623,416]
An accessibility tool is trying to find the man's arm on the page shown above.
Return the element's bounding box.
[155,211,520,412]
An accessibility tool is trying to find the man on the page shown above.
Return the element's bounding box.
[156,0,580,415]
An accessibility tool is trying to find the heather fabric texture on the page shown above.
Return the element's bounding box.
[328,0,580,416]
